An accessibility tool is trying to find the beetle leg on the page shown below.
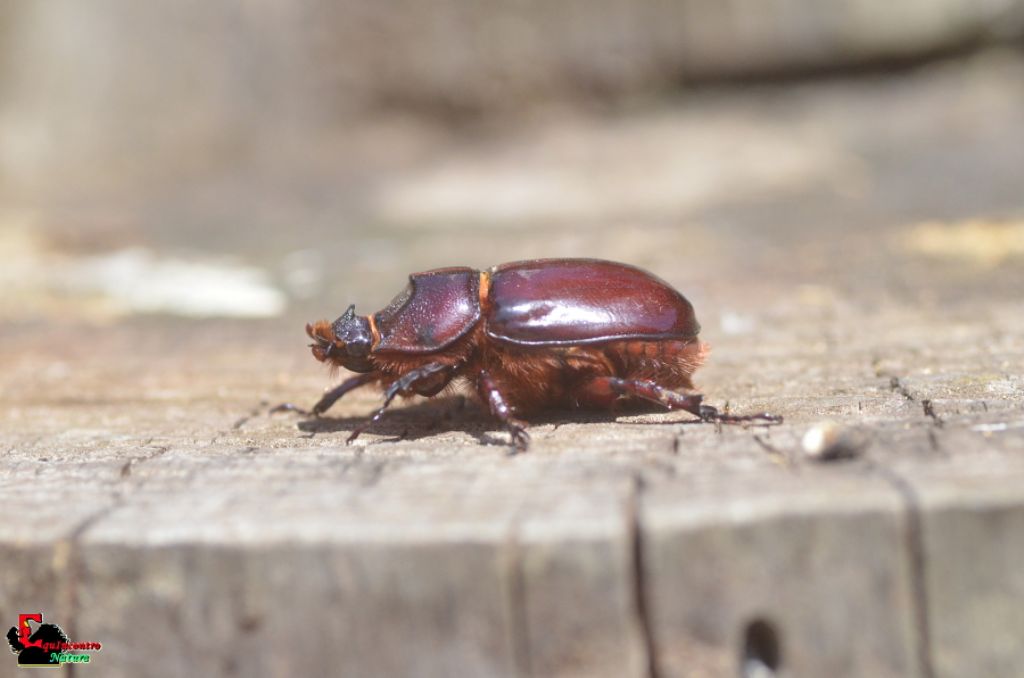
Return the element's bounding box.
[347,362,455,443]
[591,377,782,425]
[312,372,380,416]
[269,372,378,417]
[477,369,530,452]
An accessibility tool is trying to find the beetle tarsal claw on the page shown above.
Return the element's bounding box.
[268,402,309,416]
[700,404,783,426]
[507,422,531,452]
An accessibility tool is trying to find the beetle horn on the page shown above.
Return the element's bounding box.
[335,305,356,325]
[331,304,361,343]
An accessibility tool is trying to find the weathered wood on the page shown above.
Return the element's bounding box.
[641,467,919,677]
[2,284,1023,678]
[892,433,1024,678]
[2,50,1024,678]
[43,447,659,678]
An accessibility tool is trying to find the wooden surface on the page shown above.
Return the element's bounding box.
[2,52,1024,677]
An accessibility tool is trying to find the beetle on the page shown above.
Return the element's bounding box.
[289,258,781,449]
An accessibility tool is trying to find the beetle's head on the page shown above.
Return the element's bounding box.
[306,305,375,373]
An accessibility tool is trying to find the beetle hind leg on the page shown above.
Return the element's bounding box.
[583,377,781,425]
[477,369,530,452]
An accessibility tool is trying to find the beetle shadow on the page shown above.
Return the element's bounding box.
[523,402,709,428]
[291,395,516,447]
[289,396,718,448]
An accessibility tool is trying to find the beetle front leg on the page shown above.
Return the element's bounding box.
[313,372,379,416]
[588,377,781,425]
[347,362,455,443]
[270,372,378,417]
[477,369,530,452]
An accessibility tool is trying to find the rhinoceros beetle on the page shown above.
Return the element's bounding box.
[288,258,781,449]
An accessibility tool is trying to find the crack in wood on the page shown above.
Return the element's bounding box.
[628,473,661,678]
[57,438,178,653]
[232,414,254,429]
[921,399,944,427]
[890,379,946,447]
[58,495,126,678]
[504,517,531,678]
[118,445,171,480]
[889,376,915,401]
[234,399,273,430]
[60,439,178,663]
[752,434,794,469]
[870,465,936,678]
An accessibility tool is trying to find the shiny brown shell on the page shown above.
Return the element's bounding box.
[484,259,699,346]
[373,267,481,353]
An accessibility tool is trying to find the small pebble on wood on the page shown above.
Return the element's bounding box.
[801,422,868,461]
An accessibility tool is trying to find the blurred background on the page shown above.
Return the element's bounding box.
[2,0,1023,329]
[3,6,1024,676]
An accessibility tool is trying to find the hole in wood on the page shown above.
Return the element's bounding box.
[741,618,782,677]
